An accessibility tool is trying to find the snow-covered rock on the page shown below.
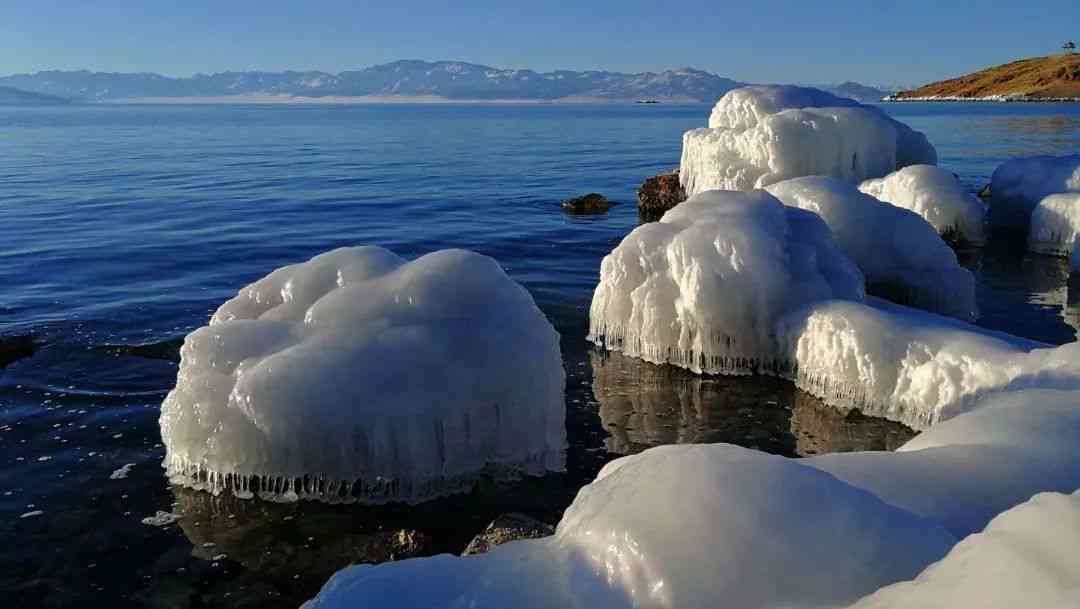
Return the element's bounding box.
[680,85,937,195]
[845,489,1080,609]
[989,154,1080,228]
[1029,192,1080,270]
[859,165,987,245]
[160,246,566,504]
[303,444,955,609]
[588,189,865,375]
[766,176,977,320]
[778,298,1080,430]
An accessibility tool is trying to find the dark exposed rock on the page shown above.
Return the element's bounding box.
[461,513,555,556]
[977,184,991,199]
[0,334,36,369]
[637,170,687,218]
[97,337,184,362]
[561,193,613,214]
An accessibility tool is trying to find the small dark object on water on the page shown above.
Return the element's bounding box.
[638,170,687,218]
[977,184,991,199]
[561,193,614,214]
[98,337,184,362]
[0,334,36,369]
[636,99,660,104]
[461,513,555,555]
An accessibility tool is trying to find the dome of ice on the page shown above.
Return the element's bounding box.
[859,165,987,245]
[159,246,566,503]
[766,176,977,320]
[989,154,1080,228]
[846,490,1080,609]
[680,85,937,196]
[1029,192,1080,271]
[303,444,956,609]
[587,189,865,375]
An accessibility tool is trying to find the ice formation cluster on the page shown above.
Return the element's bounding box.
[679,85,937,195]
[989,154,1080,228]
[587,189,864,375]
[766,176,977,320]
[160,246,566,503]
[1029,192,1080,271]
[859,165,987,245]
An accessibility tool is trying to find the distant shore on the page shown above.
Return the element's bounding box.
[99,94,704,105]
[883,95,1080,103]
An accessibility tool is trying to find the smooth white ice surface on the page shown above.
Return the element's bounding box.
[859,165,987,245]
[845,490,1080,609]
[767,176,977,320]
[303,444,955,609]
[680,85,937,195]
[160,246,566,503]
[588,189,865,375]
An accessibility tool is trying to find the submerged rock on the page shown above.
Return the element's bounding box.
[0,334,36,369]
[637,170,686,217]
[461,513,554,556]
[560,193,613,214]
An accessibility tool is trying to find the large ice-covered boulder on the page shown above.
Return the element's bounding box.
[160,246,566,504]
[766,176,977,320]
[846,490,1080,609]
[989,154,1080,228]
[588,189,865,375]
[680,85,937,195]
[859,165,987,245]
[777,298,1080,429]
[303,444,955,609]
[1029,192,1080,271]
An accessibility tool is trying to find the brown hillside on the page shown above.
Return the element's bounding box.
[894,54,1080,99]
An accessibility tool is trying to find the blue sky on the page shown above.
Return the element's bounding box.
[3,1,1077,85]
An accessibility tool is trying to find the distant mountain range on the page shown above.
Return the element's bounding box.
[0,60,895,104]
[0,85,70,105]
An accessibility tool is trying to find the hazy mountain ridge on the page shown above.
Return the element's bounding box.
[0,85,70,105]
[0,61,747,102]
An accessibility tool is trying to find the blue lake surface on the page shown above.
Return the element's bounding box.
[1,101,1079,608]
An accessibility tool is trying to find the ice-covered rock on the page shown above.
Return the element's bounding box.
[588,189,865,375]
[859,165,987,245]
[1029,192,1080,270]
[766,176,977,320]
[989,154,1080,228]
[303,444,955,609]
[680,85,937,195]
[845,490,1080,609]
[160,246,566,504]
[778,298,1080,430]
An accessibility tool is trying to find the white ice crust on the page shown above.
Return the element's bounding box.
[846,490,1080,609]
[303,445,955,609]
[859,165,987,245]
[160,246,566,504]
[1029,192,1080,270]
[989,154,1080,227]
[587,189,865,375]
[680,85,937,195]
[766,176,977,320]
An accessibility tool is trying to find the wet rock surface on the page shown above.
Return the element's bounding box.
[461,513,555,556]
[0,334,36,369]
[561,192,613,214]
[637,170,687,219]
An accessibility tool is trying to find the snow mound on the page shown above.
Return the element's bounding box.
[160,246,566,504]
[766,176,977,320]
[989,154,1080,228]
[303,444,955,609]
[680,85,937,195]
[588,189,865,375]
[859,165,987,245]
[1029,192,1080,270]
[846,490,1080,609]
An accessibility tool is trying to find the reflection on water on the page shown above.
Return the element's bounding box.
[590,350,915,457]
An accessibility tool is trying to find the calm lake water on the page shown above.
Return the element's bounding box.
[2,101,1079,608]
